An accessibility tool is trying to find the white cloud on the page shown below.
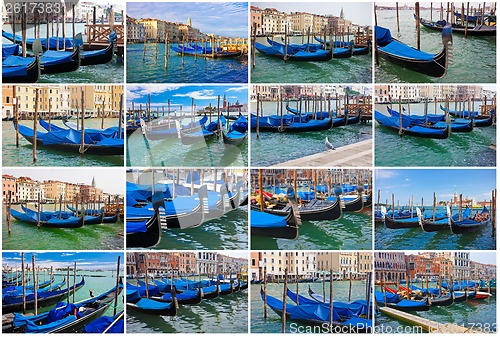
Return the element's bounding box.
[225,86,247,92]
[127,85,182,101]
[173,90,218,100]
[375,170,398,180]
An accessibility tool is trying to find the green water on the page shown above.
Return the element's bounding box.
[3,205,123,251]
[3,24,124,83]
[251,37,372,83]
[251,281,371,333]
[251,211,372,250]
[126,288,248,333]
[374,103,496,167]
[2,119,124,167]
[375,289,496,333]
[251,101,372,166]
[154,207,248,250]
[126,43,248,83]
[375,9,496,83]
[126,122,248,167]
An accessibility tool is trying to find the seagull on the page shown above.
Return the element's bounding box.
[325,136,335,150]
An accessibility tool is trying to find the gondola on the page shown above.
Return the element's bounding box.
[313,37,371,55]
[375,110,451,139]
[252,197,342,221]
[152,288,202,305]
[439,105,479,118]
[375,25,452,77]
[387,107,473,132]
[267,37,353,58]
[82,311,124,333]
[83,212,105,225]
[126,192,164,248]
[450,206,490,234]
[9,285,122,333]
[262,288,371,332]
[13,121,124,155]
[179,117,223,145]
[127,186,208,229]
[171,45,242,58]
[219,282,234,295]
[342,193,364,212]
[2,55,41,83]
[429,293,454,306]
[439,105,494,127]
[417,207,451,232]
[255,41,333,61]
[2,30,74,50]
[453,291,467,302]
[222,114,248,146]
[80,42,115,66]
[102,209,120,223]
[251,187,301,239]
[292,288,370,318]
[250,208,300,239]
[126,290,177,316]
[250,114,334,132]
[2,277,85,314]
[40,48,80,74]
[417,16,496,36]
[10,208,84,229]
[385,211,446,229]
[375,291,430,312]
[201,284,220,299]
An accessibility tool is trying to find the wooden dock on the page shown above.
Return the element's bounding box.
[379,307,472,333]
[271,139,372,167]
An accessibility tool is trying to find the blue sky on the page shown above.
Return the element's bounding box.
[126,85,248,111]
[470,252,496,265]
[2,252,123,271]
[254,2,372,26]
[375,169,495,205]
[127,2,248,37]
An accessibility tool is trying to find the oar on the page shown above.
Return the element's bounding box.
[102,311,124,334]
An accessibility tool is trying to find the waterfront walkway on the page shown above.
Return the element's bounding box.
[272,139,372,167]
[379,307,472,333]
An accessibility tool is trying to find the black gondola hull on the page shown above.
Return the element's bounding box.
[127,212,162,248]
[3,57,41,83]
[81,43,114,66]
[377,45,447,78]
[343,195,364,212]
[41,48,80,74]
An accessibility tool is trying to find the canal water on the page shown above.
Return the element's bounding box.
[251,281,371,333]
[2,119,124,167]
[251,211,372,251]
[126,288,248,333]
[8,269,125,318]
[376,285,496,333]
[3,24,124,83]
[251,101,372,166]
[154,207,248,250]
[126,43,248,83]
[251,37,372,83]
[374,9,496,83]
[374,103,496,167]
[126,119,248,167]
[3,204,123,250]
